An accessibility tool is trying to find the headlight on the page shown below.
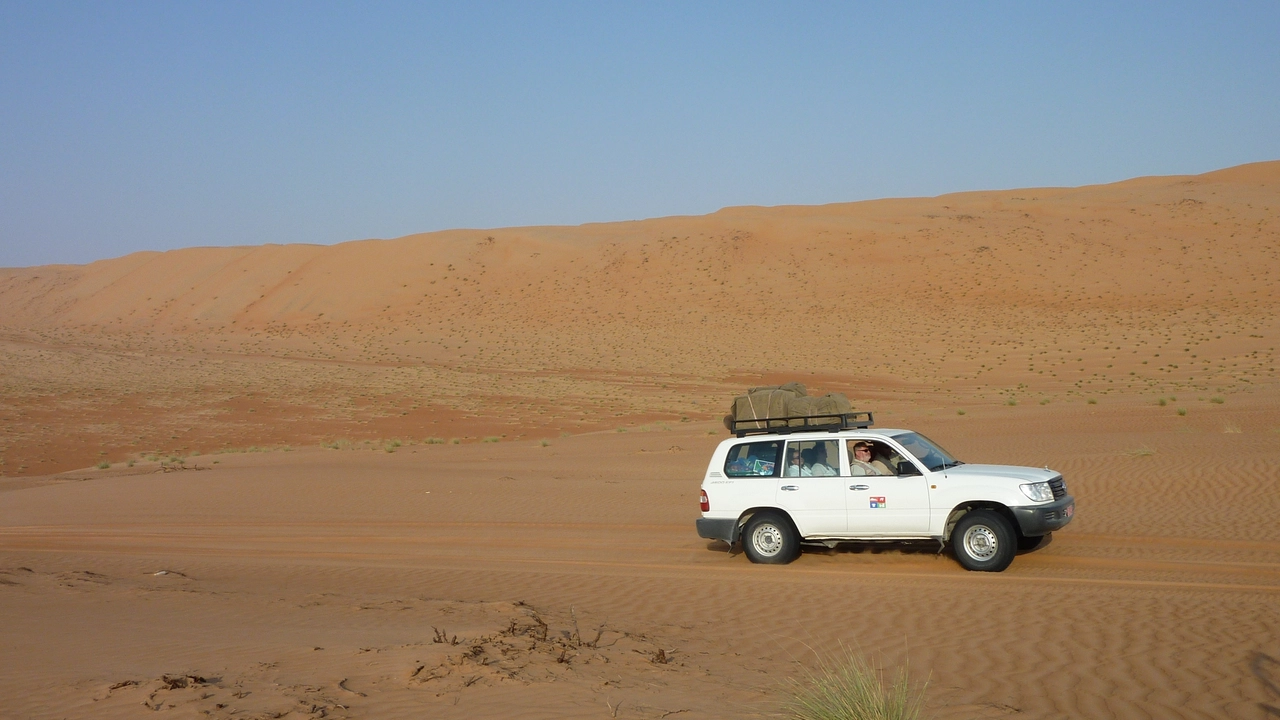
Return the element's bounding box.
[1020,482,1054,502]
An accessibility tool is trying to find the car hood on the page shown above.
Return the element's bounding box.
[939,464,1058,482]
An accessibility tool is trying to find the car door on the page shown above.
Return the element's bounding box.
[844,439,932,536]
[776,439,846,536]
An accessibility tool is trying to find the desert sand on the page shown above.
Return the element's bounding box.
[1,162,1278,718]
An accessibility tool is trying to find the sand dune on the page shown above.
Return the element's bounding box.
[2,163,1279,717]
[2,161,1277,475]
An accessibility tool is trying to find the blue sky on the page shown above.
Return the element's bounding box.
[2,2,1277,267]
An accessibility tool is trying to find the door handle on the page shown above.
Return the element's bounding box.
[849,484,870,491]
[780,485,799,491]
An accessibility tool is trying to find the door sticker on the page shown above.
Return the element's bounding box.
[870,497,886,508]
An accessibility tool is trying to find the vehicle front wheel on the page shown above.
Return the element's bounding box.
[741,512,800,564]
[952,509,1016,572]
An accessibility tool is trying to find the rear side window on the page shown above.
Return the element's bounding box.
[724,440,782,477]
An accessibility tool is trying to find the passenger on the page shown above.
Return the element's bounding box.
[869,450,893,476]
[808,444,837,476]
[799,448,817,476]
[848,441,883,476]
[784,447,805,477]
[866,443,893,475]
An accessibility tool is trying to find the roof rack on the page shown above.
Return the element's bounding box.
[731,411,874,438]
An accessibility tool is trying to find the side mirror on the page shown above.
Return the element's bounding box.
[896,461,921,476]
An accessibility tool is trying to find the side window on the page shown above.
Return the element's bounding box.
[782,439,839,477]
[724,441,782,477]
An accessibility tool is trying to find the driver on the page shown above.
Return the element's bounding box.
[848,441,884,475]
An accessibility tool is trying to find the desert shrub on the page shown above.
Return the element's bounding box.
[783,649,927,720]
[1177,408,1187,416]
[482,436,500,443]
[1211,396,1225,404]
[96,461,110,469]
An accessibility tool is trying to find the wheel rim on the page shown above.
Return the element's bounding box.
[963,524,999,561]
[751,523,784,557]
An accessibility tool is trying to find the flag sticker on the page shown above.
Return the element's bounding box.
[870,497,886,509]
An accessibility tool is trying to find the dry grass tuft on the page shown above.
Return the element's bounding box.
[783,648,927,720]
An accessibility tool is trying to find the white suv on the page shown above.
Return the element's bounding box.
[695,414,1074,572]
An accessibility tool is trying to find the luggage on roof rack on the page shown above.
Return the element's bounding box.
[726,384,864,437]
[729,411,874,438]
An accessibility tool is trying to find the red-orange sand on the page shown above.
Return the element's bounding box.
[1,163,1278,718]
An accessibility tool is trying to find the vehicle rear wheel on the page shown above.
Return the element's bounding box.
[741,512,800,564]
[952,509,1016,572]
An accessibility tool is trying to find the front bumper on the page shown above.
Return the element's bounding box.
[696,517,738,545]
[1011,495,1075,536]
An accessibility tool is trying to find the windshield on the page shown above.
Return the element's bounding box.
[892,432,961,472]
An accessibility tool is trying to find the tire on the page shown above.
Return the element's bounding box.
[741,512,800,565]
[951,509,1016,572]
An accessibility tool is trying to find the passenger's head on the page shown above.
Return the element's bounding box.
[788,448,802,466]
[800,448,816,466]
[851,441,872,461]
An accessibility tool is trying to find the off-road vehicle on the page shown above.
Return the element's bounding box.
[695,412,1074,572]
